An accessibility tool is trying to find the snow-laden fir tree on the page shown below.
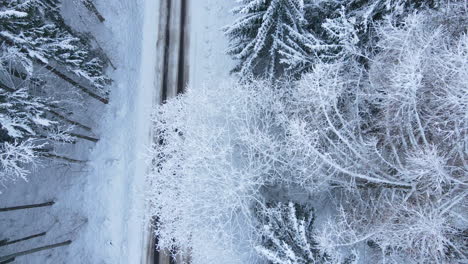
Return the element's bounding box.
[0,49,74,186]
[255,202,329,264]
[0,139,42,187]
[0,0,111,96]
[225,0,444,81]
[0,87,50,186]
[319,0,444,58]
[224,0,332,80]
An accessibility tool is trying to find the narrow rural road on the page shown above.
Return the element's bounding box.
[158,0,189,101]
[145,0,190,263]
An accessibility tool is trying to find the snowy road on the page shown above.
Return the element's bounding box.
[157,0,190,101]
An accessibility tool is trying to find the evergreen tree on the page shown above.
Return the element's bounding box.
[224,0,330,81]
[0,0,111,96]
[0,87,53,140]
[225,0,443,81]
[0,84,75,185]
[0,49,76,186]
[0,138,42,186]
[255,202,328,264]
[319,0,444,58]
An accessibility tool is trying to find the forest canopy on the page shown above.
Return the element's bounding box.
[148,1,468,263]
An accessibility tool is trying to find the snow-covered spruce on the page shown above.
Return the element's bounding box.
[0,0,112,187]
[255,202,328,264]
[0,50,77,187]
[224,0,330,80]
[0,0,111,97]
[224,0,445,82]
[318,0,444,57]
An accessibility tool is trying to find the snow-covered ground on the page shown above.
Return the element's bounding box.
[187,0,236,88]
[0,0,159,263]
[75,0,159,263]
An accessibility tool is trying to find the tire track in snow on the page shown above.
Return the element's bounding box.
[160,0,189,103]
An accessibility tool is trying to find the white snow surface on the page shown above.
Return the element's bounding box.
[77,0,158,263]
[0,0,159,263]
[187,0,236,88]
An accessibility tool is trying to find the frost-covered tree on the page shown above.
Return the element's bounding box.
[319,0,444,55]
[255,202,328,264]
[147,80,282,263]
[224,0,332,80]
[0,48,74,141]
[0,88,53,139]
[369,6,468,168]
[0,0,111,97]
[0,139,43,187]
[315,188,467,263]
[225,0,445,80]
[0,50,77,186]
[0,86,68,186]
[150,2,467,263]
[296,6,468,263]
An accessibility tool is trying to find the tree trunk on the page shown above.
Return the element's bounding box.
[0,82,15,93]
[0,82,93,132]
[41,153,87,164]
[37,134,76,144]
[82,0,105,22]
[68,133,99,143]
[32,148,88,164]
[0,240,72,262]
[88,34,116,70]
[0,232,46,247]
[0,35,109,104]
[0,201,54,212]
[47,109,92,132]
[0,257,14,264]
[35,60,109,104]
